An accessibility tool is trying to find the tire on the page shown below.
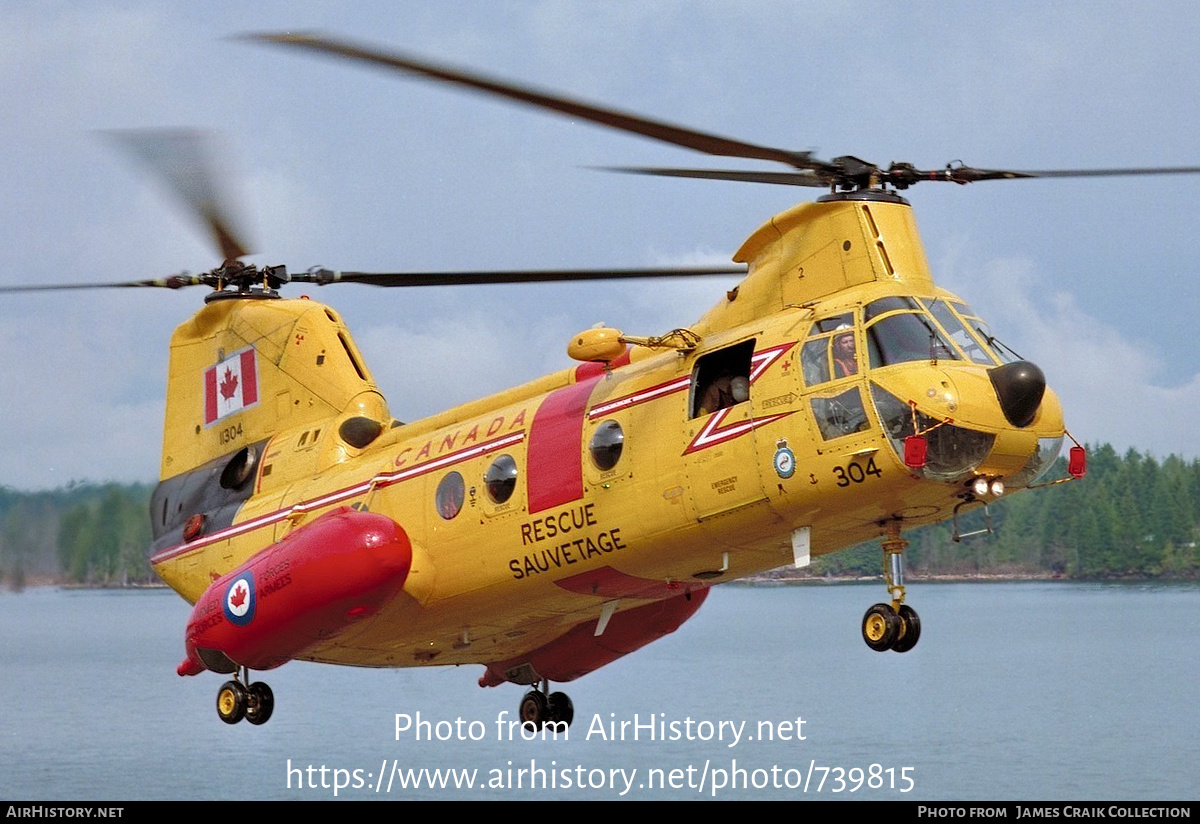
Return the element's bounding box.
[245,682,275,725]
[862,603,900,652]
[547,691,574,727]
[519,690,549,730]
[216,680,247,724]
[892,605,921,653]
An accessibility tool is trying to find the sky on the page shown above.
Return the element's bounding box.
[2,1,1200,489]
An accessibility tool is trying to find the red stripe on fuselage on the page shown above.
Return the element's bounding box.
[151,430,525,565]
[526,378,600,513]
[572,347,631,382]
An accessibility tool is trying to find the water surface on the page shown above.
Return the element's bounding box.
[1,582,1195,800]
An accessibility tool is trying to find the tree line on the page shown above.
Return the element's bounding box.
[1,443,1198,588]
[809,444,1200,579]
[0,483,153,589]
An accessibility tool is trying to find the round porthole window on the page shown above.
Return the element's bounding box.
[484,455,518,503]
[435,471,465,519]
[589,420,624,470]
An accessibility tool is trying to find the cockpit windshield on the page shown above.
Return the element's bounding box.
[864,297,958,368]
[801,297,1017,389]
[948,301,1019,364]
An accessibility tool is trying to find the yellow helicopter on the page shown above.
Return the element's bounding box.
[16,32,1200,729]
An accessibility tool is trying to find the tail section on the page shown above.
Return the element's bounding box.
[150,295,391,559]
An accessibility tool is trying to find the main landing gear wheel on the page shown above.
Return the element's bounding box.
[892,604,921,654]
[244,682,275,725]
[862,603,901,651]
[548,691,574,727]
[215,668,275,725]
[861,522,923,653]
[216,680,247,725]
[518,684,575,730]
[519,690,549,728]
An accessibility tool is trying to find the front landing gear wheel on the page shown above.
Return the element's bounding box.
[862,603,901,651]
[216,680,247,724]
[245,682,275,725]
[548,691,574,727]
[519,690,550,729]
[892,605,921,653]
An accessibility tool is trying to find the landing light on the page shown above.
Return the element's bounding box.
[969,476,1005,499]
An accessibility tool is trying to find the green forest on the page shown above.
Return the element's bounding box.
[1,443,1197,589]
[807,443,1200,579]
[0,483,154,588]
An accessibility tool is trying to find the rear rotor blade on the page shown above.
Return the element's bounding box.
[0,275,204,293]
[294,265,747,288]
[105,129,254,262]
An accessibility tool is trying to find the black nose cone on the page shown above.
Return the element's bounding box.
[988,361,1046,428]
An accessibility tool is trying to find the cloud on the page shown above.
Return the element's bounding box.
[950,255,1200,460]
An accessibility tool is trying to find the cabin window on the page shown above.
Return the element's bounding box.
[484,455,518,504]
[691,340,754,418]
[589,420,624,470]
[435,471,465,519]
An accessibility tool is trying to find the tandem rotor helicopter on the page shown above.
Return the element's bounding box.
[9,32,1200,728]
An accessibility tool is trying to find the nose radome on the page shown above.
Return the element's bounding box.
[988,361,1046,428]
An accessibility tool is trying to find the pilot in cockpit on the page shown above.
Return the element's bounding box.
[832,326,858,378]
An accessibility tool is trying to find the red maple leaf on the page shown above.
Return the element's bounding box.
[219,367,239,401]
[229,582,247,608]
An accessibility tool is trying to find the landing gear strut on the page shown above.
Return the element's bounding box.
[216,667,275,725]
[518,679,574,730]
[861,524,921,653]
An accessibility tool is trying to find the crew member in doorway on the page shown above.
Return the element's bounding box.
[699,369,750,415]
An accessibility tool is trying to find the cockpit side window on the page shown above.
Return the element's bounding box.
[810,386,870,440]
[801,312,858,387]
[691,340,754,418]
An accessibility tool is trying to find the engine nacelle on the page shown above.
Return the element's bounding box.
[177,507,412,676]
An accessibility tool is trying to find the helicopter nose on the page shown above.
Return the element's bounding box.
[988,360,1046,427]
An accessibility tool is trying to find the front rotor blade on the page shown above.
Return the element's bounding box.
[600,166,830,187]
[894,163,1200,186]
[1000,165,1200,179]
[294,266,747,288]
[105,129,254,262]
[247,32,820,171]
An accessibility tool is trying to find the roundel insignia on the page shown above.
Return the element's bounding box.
[223,572,256,626]
[773,445,796,479]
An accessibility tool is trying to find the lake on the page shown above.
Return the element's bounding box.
[1,582,1195,800]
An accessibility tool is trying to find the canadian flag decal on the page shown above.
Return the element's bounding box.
[204,348,259,425]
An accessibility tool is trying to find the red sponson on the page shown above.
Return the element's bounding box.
[478,587,708,687]
[178,507,411,676]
